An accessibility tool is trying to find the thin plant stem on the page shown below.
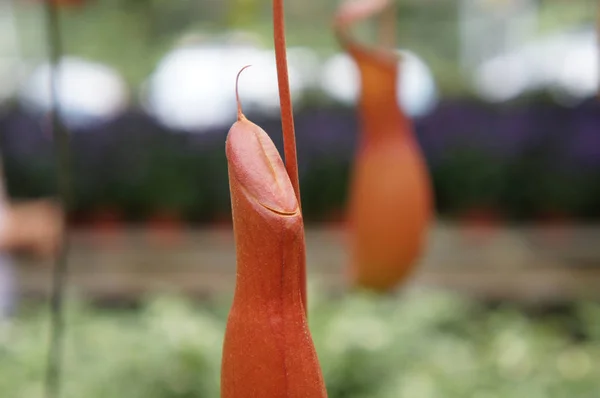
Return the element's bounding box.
[42,1,72,398]
[378,0,397,49]
[273,0,301,209]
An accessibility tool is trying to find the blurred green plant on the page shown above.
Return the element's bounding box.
[2,288,600,398]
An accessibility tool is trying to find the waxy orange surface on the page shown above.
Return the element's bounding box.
[221,111,326,398]
[220,0,327,394]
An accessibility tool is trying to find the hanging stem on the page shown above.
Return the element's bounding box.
[273,0,307,315]
[273,0,300,208]
[42,1,72,398]
[378,0,397,49]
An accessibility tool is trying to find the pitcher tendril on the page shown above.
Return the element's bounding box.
[235,65,252,120]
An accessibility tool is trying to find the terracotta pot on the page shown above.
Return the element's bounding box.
[535,209,574,247]
[88,207,124,248]
[212,213,234,244]
[458,207,502,244]
[146,210,185,247]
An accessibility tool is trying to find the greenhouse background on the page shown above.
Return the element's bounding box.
[0,0,599,397]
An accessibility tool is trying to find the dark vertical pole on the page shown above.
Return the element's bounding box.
[42,1,72,398]
[597,0,600,99]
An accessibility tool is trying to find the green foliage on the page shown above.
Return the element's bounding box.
[537,0,597,34]
[2,288,600,397]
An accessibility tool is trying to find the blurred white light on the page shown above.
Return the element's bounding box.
[473,27,598,103]
[400,51,439,117]
[319,50,438,118]
[18,57,128,129]
[287,47,322,90]
[474,54,529,102]
[320,53,357,105]
[143,42,309,132]
[555,44,598,99]
[0,57,24,104]
[144,45,236,131]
